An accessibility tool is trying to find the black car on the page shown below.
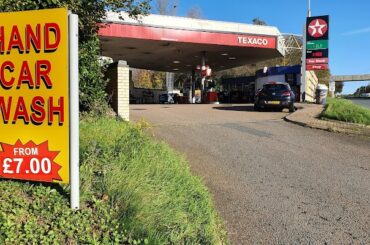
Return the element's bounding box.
[159,93,179,104]
[254,82,295,112]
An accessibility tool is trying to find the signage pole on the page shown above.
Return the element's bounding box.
[301,24,307,102]
[69,13,80,210]
[301,0,311,102]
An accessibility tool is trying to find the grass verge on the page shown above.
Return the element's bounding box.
[0,115,227,244]
[321,98,370,125]
[80,116,227,244]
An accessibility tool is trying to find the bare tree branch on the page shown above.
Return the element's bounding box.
[153,0,178,15]
[187,6,203,19]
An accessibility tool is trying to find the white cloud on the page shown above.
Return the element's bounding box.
[341,27,370,36]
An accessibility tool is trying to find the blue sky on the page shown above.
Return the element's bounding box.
[157,0,370,94]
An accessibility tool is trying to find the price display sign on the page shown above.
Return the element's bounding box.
[306,15,330,71]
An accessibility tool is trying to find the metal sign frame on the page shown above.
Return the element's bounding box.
[69,12,80,210]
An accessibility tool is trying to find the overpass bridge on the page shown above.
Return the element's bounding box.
[331,74,370,82]
[329,74,370,96]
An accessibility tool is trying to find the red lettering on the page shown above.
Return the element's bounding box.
[48,97,64,125]
[31,96,46,125]
[25,24,41,53]
[1,96,66,126]
[35,60,52,88]
[12,97,29,124]
[7,26,24,53]
[0,96,12,123]
[1,61,15,89]
[44,23,60,52]
[0,26,4,53]
[17,61,34,89]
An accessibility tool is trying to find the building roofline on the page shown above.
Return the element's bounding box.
[103,12,282,37]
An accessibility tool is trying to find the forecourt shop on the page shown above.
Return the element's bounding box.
[0,23,64,125]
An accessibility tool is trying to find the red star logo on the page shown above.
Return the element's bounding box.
[308,19,328,38]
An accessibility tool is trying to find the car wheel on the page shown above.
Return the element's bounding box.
[289,103,295,113]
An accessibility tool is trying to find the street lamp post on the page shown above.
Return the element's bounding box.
[301,0,311,102]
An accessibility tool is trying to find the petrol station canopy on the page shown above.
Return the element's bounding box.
[99,12,285,72]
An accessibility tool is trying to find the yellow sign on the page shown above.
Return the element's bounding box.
[0,8,69,183]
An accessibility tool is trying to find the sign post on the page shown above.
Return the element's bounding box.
[301,24,307,102]
[69,12,80,210]
[0,8,79,209]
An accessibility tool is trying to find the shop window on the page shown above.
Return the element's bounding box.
[285,73,297,85]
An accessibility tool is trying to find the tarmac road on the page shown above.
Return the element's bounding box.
[347,98,370,109]
[131,104,370,244]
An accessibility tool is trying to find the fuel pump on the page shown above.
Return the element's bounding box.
[201,66,218,103]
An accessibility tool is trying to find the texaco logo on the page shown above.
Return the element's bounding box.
[308,18,328,38]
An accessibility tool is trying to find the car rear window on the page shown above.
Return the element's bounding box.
[263,84,290,91]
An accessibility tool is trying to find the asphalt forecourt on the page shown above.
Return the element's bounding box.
[131,104,370,244]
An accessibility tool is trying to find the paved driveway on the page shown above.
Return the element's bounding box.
[131,104,370,244]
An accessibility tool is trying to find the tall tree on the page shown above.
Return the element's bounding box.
[335,82,344,94]
[354,84,370,95]
[187,6,203,19]
[132,69,166,89]
[152,72,166,89]
[315,70,331,87]
[134,70,153,88]
[153,0,178,15]
[252,17,267,26]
